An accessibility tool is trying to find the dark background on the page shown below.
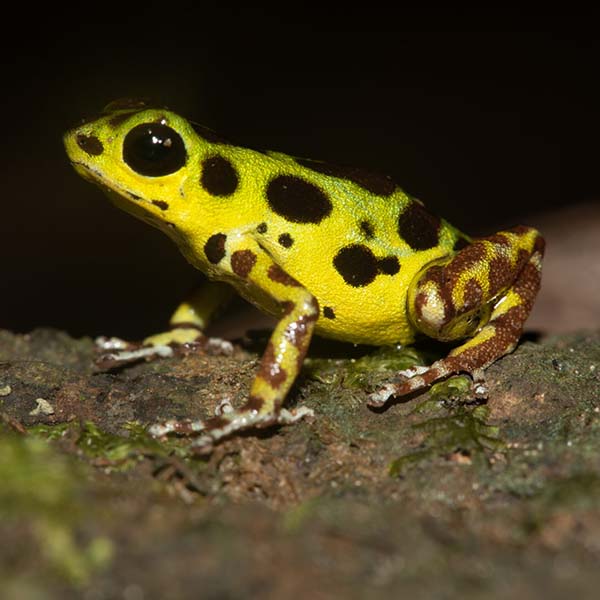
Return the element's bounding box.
[3,17,598,338]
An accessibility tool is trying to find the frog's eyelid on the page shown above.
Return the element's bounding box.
[102,97,164,113]
[189,120,231,145]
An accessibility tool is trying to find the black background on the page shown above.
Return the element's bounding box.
[3,15,598,338]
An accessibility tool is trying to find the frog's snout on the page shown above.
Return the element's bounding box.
[74,132,105,157]
[64,125,105,160]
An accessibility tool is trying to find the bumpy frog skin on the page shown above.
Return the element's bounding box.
[64,99,545,451]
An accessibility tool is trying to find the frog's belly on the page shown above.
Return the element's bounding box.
[270,234,453,346]
[310,276,416,346]
[312,300,415,346]
[288,244,454,346]
[230,265,415,346]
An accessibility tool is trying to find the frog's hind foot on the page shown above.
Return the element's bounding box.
[367,364,489,407]
[367,364,447,407]
[94,329,233,370]
[148,399,314,453]
[369,226,544,408]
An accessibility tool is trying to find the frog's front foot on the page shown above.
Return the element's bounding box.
[368,365,489,407]
[94,329,234,370]
[148,400,314,453]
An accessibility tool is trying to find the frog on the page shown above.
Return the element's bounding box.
[63,99,545,451]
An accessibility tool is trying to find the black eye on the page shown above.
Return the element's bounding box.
[123,123,187,176]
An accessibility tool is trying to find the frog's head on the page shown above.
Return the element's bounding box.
[64,100,205,250]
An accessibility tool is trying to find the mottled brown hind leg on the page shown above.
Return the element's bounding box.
[369,226,545,406]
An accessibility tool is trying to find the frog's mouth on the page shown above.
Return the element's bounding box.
[69,160,165,227]
[70,161,101,185]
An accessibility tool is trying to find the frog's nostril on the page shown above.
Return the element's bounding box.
[76,133,104,156]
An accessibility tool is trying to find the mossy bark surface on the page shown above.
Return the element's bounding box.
[1,328,599,599]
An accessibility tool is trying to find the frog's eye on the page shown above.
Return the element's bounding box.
[123,123,187,176]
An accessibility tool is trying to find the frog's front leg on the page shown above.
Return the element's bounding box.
[96,281,234,369]
[149,237,319,451]
[369,226,545,406]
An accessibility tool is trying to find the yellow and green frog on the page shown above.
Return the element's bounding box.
[64,99,544,450]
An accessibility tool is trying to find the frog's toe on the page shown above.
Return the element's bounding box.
[367,383,399,407]
[95,336,135,352]
[470,368,488,399]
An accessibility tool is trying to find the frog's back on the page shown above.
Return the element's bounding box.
[220,147,466,345]
[64,104,466,346]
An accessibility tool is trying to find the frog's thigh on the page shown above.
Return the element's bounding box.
[370,226,545,404]
[151,239,319,448]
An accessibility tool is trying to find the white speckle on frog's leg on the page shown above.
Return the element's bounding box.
[155,346,175,357]
[397,365,429,379]
[95,336,130,350]
[368,383,400,407]
[367,366,432,407]
[148,417,207,437]
[471,368,488,398]
[473,383,488,397]
[104,345,174,364]
[277,406,314,423]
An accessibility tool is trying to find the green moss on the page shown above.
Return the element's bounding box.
[0,429,113,585]
[428,375,474,401]
[408,375,474,416]
[304,344,426,389]
[76,421,192,469]
[28,422,72,440]
[389,404,505,477]
[0,433,79,517]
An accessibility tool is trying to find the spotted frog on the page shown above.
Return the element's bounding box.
[64,99,545,450]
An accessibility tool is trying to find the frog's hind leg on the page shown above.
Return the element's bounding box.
[369,226,545,406]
